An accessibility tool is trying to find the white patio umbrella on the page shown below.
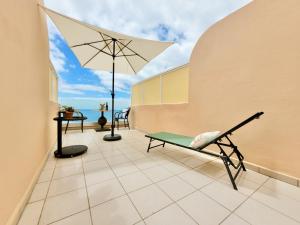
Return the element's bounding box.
[41,6,173,141]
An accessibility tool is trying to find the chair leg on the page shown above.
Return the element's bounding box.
[65,120,69,134]
[116,119,119,130]
[221,156,238,190]
[147,138,152,153]
[127,118,130,130]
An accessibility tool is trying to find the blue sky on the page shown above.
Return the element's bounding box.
[45,0,251,110]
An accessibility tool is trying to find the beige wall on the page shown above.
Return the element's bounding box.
[49,63,58,103]
[0,1,57,224]
[131,64,189,106]
[132,0,300,179]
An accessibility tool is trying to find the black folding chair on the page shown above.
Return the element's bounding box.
[114,107,130,130]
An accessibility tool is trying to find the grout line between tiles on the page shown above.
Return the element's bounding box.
[247,188,300,224]
[81,152,94,225]
[217,177,270,225]
[96,144,145,222]
[36,154,57,225]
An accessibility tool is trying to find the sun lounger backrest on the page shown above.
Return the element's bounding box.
[195,112,264,150]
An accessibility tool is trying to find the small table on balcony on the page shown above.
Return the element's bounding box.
[64,114,87,134]
[53,112,88,158]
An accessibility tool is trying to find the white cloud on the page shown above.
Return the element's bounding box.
[93,71,138,94]
[44,0,251,92]
[59,79,107,95]
[49,41,67,74]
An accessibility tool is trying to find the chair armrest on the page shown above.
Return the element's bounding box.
[114,111,122,119]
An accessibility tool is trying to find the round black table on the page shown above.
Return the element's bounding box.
[53,113,88,158]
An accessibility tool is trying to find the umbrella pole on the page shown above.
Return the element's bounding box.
[104,38,121,141]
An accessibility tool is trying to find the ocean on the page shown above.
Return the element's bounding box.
[73,109,120,123]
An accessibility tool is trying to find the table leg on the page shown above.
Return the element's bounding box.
[57,116,62,155]
[65,120,69,134]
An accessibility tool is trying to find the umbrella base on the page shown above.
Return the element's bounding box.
[54,145,88,158]
[103,134,122,141]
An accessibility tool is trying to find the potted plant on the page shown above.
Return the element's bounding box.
[61,106,75,119]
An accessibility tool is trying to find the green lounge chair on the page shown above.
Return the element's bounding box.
[145,112,264,190]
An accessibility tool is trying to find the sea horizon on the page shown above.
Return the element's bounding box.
[72,108,123,123]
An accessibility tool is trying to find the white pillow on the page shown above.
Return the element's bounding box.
[189,131,221,148]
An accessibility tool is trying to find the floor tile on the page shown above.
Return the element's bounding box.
[178,191,230,225]
[38,169,54,183]
[196,162,226,179]
[50,210,92,225]
[238,170,269,185]
[43,161,56,171]
[39,189,89,225]
[106,155,130,166]
[82,153,103,163]
[134,158,159,170]
[111,162,139,177]
[85,167,115,186]
[151,156,173,166]
[157,176,195,201]
[125,152,146,161]
[179,156,208,168]
[220,214,250,225]
[235,198,299,225]
[252,186,300,222]
[53,164,83,179]
[162,161,189,174]
[102,149,123,158]
[144,203,197,225]
[167,152,190,161]
[29,182,50,203]
[143,166,173,182]
[91,195,141,225]
[201,181,247,210]
[56,158,82,168]
[83,159,108,172]
[119,171,152,193]
[87,179,125,207]
[178,169,213,189]
[48,174,85,197]
[262,178,300,201]
[129,184,172,218]
[17,200,44,225]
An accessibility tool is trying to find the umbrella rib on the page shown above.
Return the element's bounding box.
[71,39,112,48]
[117,41,149,62]
[115,41,137,74]
[115,40,132,56]
[83,40,113,66]
[82,50,101,67]
[88,40,114,57]
[99,32,113,55]
[115,54,138,57]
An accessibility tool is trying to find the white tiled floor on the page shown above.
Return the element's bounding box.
[17,129,300,225]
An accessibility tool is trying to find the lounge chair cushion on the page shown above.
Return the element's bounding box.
[189,131,221,148]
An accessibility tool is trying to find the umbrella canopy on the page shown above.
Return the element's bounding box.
[41,6,173,141]
[42,6,173,74]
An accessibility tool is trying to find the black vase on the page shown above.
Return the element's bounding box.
[98,115,107,129]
